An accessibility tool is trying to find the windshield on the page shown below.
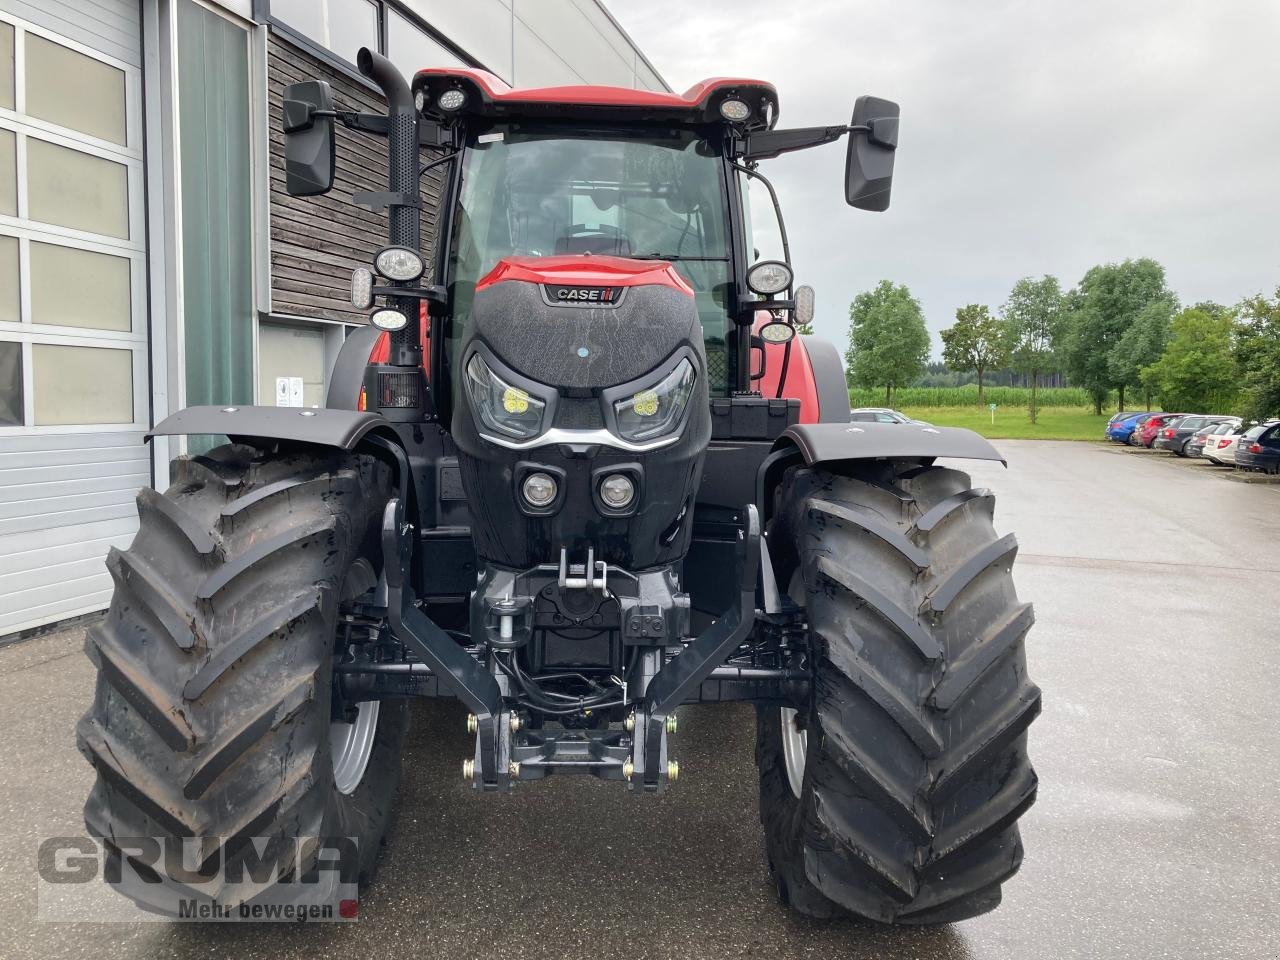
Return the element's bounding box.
[448,125,733,394]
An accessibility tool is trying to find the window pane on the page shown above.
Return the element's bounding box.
[0,340,20,425]
[270,0,378,64]
[268,0,325,45]
[0,128,15,217]
[27,139,130,238]
[25,35,127,145]
[177,0,253,425]
[32,343,132,424]
[1,21,14,111]
[0,235,17,324]
[30,242,131,331]
[327,0,379,67]
[258,322,326,407]
[387,10,465,79]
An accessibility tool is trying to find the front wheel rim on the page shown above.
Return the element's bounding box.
[331,700,380,796]
[779,706,807,799]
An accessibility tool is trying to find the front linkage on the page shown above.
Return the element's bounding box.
[368,493,770,792]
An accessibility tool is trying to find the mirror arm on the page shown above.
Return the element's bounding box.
[322,110,448,147]
[741,124,850,161]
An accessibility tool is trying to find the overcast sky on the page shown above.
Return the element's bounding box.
[605,0,1280,353]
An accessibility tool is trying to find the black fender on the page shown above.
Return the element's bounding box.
[800,335,852,423]
[756,420,1005,525]
[148,405,397,451]
[325,324,383,410]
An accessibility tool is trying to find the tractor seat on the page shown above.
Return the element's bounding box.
[554,226,631,257]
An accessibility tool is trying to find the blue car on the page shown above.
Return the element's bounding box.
[1105,412,1147,443]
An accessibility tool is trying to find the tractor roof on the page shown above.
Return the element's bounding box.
[412,68,778,129]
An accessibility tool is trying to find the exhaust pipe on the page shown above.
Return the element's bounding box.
[357,48,421,367]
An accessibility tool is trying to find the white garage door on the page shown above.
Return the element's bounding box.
[0,8,148,637]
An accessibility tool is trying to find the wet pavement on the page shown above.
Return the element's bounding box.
[2,440,1278,959]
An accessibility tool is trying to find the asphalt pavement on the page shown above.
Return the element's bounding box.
[2,440,1278,959]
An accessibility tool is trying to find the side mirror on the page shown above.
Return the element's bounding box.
[794,285,815,327]
[845,95,899,211]
[283,80,336,197]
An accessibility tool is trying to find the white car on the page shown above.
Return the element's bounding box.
[1203,425,1242,465]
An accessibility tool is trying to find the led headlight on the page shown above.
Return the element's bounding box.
[371,308,408,331]
[747,260,793,296]
[759,320,795,344]
[719,98,751,121]
[522,472,558,508]
[438,88,466,111]
[599,474,635,509]
[350,267,373,309]
[612,358,696,443]
[374,246,424,281]
[465,354,545,440]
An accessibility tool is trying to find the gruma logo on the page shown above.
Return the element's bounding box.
[36,835,359,923]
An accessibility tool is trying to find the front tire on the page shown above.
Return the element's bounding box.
[77,443,407,910]
[757,460,1040,924]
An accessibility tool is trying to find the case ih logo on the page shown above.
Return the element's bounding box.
[550,285,618,303]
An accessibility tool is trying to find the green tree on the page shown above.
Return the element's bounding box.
[1061,258,1171,413]
[845,280,930,405]
[1108,294,1177,410]
[940,304,1008,405]
[1001,275,1065,423]
[793,320,815,336]
[1141,308,1237,412]
[1233,289,1280,421]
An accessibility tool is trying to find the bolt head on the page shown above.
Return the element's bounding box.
[665,714,678,734]
[624,713,635,732]
[461,758,474,781]
[622,758,634,780]
[509,714,522,733]
[667,760,680,782]
[466,714,478,734]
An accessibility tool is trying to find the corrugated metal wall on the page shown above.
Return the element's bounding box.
[0,433,147,634]
[0,0,140,68]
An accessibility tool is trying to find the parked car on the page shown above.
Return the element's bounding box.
[1106,412,1147,443]
[1203,423,1245,465]
[1125,413,1158,445]
[1137,413,1184,448]
[1234,420,1280,473]
[849,407,932,425]
[1156,415,1239,456]
[1150,415,1188,450]
[1186,421,1237,459]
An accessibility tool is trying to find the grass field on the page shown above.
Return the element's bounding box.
[850,385,1102,408]
[899,405,1112,440]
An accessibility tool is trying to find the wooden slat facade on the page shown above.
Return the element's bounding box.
[267,34,448,324]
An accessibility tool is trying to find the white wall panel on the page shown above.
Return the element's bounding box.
[402,0,514,82]
[0,0,139,68]
[513,0,632,88]
[0,432,146,635]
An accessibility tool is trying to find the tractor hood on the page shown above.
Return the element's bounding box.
[467,256,700,391]
[450,254,711,571]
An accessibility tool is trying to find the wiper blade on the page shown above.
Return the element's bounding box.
[630,254,728,261]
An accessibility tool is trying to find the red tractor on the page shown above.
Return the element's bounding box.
[79,50,1039,924]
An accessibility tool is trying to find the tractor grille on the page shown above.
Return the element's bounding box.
[377,371,420,409]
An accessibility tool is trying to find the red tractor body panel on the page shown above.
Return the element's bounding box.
[753,314,823,424]
[474,255,693,295]
[412,69,779,127]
